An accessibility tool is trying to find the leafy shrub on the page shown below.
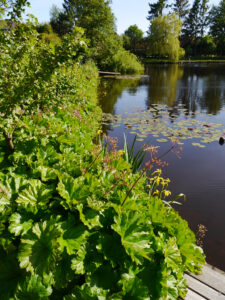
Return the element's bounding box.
[111,47,144,74]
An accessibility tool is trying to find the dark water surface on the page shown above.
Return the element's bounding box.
[98,64,225,271]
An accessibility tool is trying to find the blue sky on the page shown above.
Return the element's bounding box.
[27,0,219,35]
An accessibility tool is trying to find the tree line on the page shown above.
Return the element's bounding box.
[123,0,225,60]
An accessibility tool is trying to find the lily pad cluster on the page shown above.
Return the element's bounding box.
[102,104,225,148]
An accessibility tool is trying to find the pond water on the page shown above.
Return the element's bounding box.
[98,64,225,271]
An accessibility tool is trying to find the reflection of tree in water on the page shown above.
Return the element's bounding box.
[146,64,184,108]
[98,78,141,114]
[146,63,225,116]
[177,64,225,115]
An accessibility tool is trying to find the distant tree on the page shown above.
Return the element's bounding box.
[195,35,216,55]
[173,0,189,20]
[50,5,74,36]
[124,25,143,51]
[209,0,225,55]
[183,0,209,40]
[183,0,201,41]
[147,0,167,21]
[199,0,209,37]
[60,0,116,46]
[148,13,185,60]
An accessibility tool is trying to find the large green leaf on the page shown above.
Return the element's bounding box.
[18,219,62,274]
[9,213,33,236]
[112,210,154,265]
[16,180,53,214]
[15,275,52,299]
[57,174,90,209]
[58,214,89,255]
[0,247,25,300]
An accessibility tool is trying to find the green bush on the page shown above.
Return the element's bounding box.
[111,47,144,74]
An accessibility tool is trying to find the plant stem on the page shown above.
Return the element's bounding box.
[3,132,14,152]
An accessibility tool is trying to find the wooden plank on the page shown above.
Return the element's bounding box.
[185,274,225,300]
[185,289,206,300]
[99,71,121,76]
[190,264,225,295]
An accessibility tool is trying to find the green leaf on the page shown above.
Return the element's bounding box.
[58,214,88,255]
[57,174,90,209]
[9,213,33,236]
[15,275,52,299]
[0,247,24,300]
[16,180,53,213]
[164,237,182,273]
[18,219,62,274]
[112,211,154,264]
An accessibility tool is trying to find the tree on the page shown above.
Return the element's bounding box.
[199,0,209,37]
[124,24,143,51]
[147,0,167,21]
[183,0,209,41]
[50,5,75,36]
[183,0,201,41]
[173,0,189,20]
[148,13,185,60]
[56,0,116,46]
[209,0,225,55]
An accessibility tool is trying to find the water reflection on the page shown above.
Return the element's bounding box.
[98,78,141,114]
[99,64,225,117]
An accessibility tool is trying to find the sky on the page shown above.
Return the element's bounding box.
[26,0,219,35]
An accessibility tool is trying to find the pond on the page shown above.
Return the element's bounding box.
[98,64,225,271]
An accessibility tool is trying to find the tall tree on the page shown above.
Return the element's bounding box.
[60,0,116,46]
[183,0,201,40]
[124,24,143,51]
[148,13,184,60]
[199,0,209,37]
[183,0,209,40]
[147,0,167,21]
[173,0,189,20]
[209,0,225,54]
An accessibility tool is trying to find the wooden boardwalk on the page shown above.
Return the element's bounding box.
[184,264,225,299]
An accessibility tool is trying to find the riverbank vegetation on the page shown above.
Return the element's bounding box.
[0,0,205,299]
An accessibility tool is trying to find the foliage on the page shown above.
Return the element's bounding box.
[183,0,209,44]
[173,0,189,20]
[50,0,143,74]
[123,134,146,173]
[36,22,61,46]
[148,13,185,60]
[0,103,205,298]
[147,0,167,21]
[209,0,225,55]
[0,20,89,150]
[123,24,143,51]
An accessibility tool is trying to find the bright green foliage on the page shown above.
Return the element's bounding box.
[0,80,205,299]
[0,20,89,150]
[148,13,185,60]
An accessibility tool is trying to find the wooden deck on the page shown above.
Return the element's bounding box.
[184,264,225,299]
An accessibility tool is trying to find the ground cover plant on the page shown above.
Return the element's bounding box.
[0,3,205,299]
